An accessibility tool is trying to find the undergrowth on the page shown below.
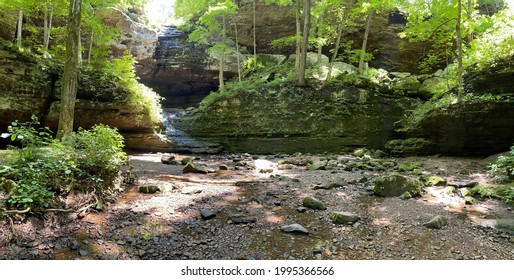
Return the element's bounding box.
[0,115,127,212]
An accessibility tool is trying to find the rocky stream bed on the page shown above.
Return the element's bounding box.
[1,152,514,260]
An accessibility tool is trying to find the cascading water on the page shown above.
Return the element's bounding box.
[162,108,221,154]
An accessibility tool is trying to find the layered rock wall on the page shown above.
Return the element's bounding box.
[177,86,421,154]
[0,45,172,151]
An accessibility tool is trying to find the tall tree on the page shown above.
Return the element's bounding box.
[16,9,23,49]
[327,0,355,81]
[253,0,257,69]
[358,7,373,73]
[57,0,82,139]
[298,0,310,86]
[187,0,238,92]
[456,0,463,101]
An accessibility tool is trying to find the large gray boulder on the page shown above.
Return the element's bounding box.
[373,174,421,197]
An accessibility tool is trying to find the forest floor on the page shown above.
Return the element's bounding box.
[1,152,514,260]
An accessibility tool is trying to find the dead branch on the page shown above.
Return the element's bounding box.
[3,207,31,214]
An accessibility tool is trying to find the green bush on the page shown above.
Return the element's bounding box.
[1,116,127,211]
[60,124,127,192]
[489,144,514,183]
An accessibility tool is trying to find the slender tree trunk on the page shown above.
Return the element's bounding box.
[43,9,53,58]
[219,15,226,92]
[253,0,257,69]
[298,0,310,87]
[234,21,241,83]
[327,8,349,81]
[316,13,324,74]
[88,30,94,64]
[78,30,82,64]
[466,0,473,42]
[295,1,301,71]
[16,10,23,49]
[358,8,373,73]
[57,0,82,139]
[456,0,463,102]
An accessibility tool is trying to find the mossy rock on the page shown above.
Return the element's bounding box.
[181,157,193,165]
[373,174,421,197]
[424,176,447,186]
[353,148,370,157]
[444,186,456,195]
[423,215,447,229]
[183,162,216,174]
[319,177,345,189]
[464,196,476,204]
[307,161,327,171]
[331,211,360,224]
[399,191,412,200]
[380,160,397,168]
[399,162,423,172]
[302,196,327,210]
[139,185,160,194]
[385,138,434,156]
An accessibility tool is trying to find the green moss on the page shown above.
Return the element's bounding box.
[470,184,514,204]
[373,174,422,197]
[399,162,423,172]
[386,138,434,155]
[302,196,327,210]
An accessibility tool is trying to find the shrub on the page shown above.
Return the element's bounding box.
[1,116,127,211]
[489,144,514,183]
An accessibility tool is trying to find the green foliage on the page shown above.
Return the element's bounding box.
[463,9,514,71]
[398,161,423,174]
[2,117,127,211]
[2,114,53,149]
[470,184,514,204]
[489,143,514,183]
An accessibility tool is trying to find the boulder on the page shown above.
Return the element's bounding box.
[183,162,216,174]
[307,161,327,171]
[161,154,176,164]
[280,224,309,234]
[373,174,421,197]
[331,211,360,224]
[419,77,451,97]
[138,185,160,194]
[302,197,327,210]
[229,214,257,224]
[319,177,346,190]
[200,209,216,220]
[423,215,447,229]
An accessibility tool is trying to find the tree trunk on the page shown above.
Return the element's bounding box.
[88,30,94,64]
[298,0,310,87]
[327,5,351,81]
[234,21,241,83]
[57,0,82,139]
[43,8,53,58]
[253,0,257,69]
[358,8,373,73]
[316,13,324,74]
[456,0,463,102]
[295,1,301,71]
[16,10,23,49]
[219,15,226,92]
